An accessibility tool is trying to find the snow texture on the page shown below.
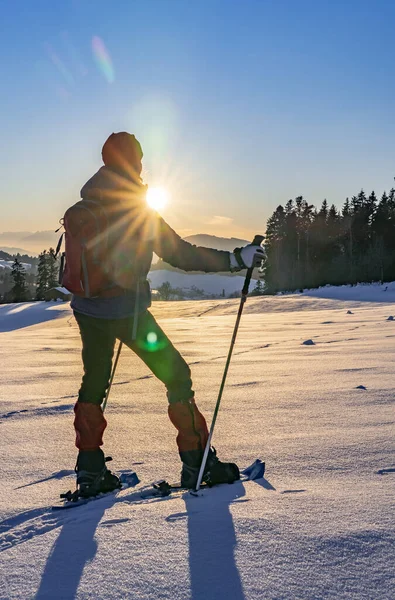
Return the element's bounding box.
[0,288,394,599]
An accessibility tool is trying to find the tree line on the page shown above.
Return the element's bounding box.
[263,189,395,293]
[1,248,59,303]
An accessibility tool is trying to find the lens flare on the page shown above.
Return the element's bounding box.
[146,187,169,211]
[147,332,158,344]
[44,43,74,87]
[92,36,114,83]
[137,330,167,353]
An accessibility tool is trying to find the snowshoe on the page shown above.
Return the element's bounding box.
[181,447,240,489]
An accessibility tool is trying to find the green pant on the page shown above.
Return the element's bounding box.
[74,310,194,405]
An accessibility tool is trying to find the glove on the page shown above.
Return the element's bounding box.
[230,243,266,271]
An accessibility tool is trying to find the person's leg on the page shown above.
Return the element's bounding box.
[73,312,121,495]
[117,311,209,466]
[74,311,116,450]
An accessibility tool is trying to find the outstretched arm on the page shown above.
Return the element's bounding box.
[153,217,231,272]
[153,216,265,273]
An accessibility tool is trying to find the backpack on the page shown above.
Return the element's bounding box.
[57,199,137,298]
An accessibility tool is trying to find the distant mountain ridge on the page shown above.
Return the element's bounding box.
[184,234,250,251]
[0,246,38,257]
[0,231,58,254]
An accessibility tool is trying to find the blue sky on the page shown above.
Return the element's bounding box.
[1,0,395,239]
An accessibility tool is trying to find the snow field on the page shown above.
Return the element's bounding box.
[148,269,252,296]
[0,296,394,599]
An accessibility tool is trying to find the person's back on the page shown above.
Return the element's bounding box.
[68,133,155,320]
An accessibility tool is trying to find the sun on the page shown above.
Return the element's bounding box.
[146,186,169,211]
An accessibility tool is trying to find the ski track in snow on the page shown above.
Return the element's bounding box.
[1,293,395,599]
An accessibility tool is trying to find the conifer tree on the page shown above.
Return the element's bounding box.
[36,250,49,300]
[11,258,29,302]
[250,279,264,296]
[47,247,59,289]
[157,281,173,301]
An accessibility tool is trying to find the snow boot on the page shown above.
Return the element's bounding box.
[180,447,240,489]
[75,449,121,498]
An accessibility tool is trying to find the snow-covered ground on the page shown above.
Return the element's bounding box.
[0,292,394,599]
[148,269,253,296]
[287,281,395,303]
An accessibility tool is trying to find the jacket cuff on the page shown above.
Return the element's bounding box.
[229,251,244,272]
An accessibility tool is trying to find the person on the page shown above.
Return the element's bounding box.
[66,132,265,497]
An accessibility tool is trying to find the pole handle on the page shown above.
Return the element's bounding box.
[241,234,265,296]
[252,234,265,246]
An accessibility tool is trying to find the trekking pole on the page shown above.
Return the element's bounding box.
[102,341,123,413]
[194,235,265,492]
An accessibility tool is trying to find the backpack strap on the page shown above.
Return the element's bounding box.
[58,251,66,285]
[54,232,64,258]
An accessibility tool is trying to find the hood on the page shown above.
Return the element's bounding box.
[80,166,146,204]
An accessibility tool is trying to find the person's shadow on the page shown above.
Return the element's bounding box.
[29,476,273,598]
[181,481,248,600]
[35,484,246,600]
[32,476,143,599]
[0,301,69,332]
[34,502,106,600]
